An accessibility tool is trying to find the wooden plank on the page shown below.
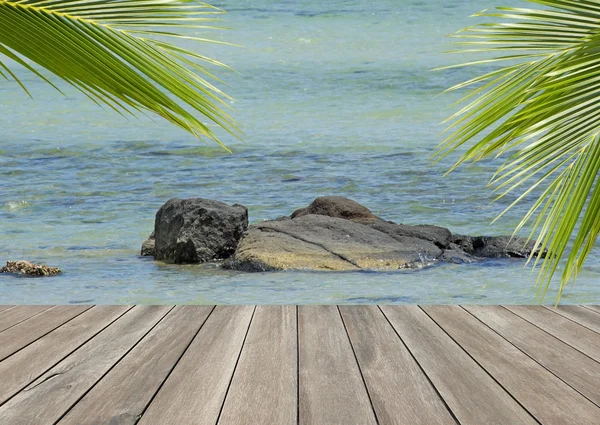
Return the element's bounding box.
[218,306,297,425]
[380,305,538,425]
[0,306,52,333]
[584,305,600,314]
[424,305,600,425]
[506,305,600,362]
[298,305,377,425]
[0,305,91,360]
[339,305,456,425]
[465,305,600,406]
[0,305,171,425]
[0,306,130,406]
[57,305,214,425]
[0,306,14,314]
[138,306,255,425]
[545,305,600,334]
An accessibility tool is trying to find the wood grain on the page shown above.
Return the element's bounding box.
[465,305,600,406]
[0,306,52,333]
[298,305,377,425]
[0,305,598,425]
[340,305,456,425]
[506,305,600,362]
[544,305,600,334]
[424,305,600,425]
[58,305,214,425]
[380,305,538,425]
[0,305,90,360]
[218,306,297,425]
[138,306,255,425]
[0,305,170,425]
[0,306,130,406]
[584,305,600,314]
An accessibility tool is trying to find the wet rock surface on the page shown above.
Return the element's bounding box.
[1,260,62,276]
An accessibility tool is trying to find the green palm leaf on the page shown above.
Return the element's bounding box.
[437,0,600,302]
[0,0,239,147]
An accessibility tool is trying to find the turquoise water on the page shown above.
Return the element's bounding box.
[1,0,599,304]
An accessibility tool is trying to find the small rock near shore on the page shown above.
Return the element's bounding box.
[1,260,62,276]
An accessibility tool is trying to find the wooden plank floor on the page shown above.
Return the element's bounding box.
[0,305,599,425]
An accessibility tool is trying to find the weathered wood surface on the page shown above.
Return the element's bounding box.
[506,305,600,362]
[298,306,377,425]
[0,305,598,425]
[339,305,455,425]
[218,306,297,425]
[0,305,51,333]
[138,305,254,425]
[381,305,538,425]
[58,305,213,425]
[464,305,600,406]
[0,305,90,361]
[0,305,14,314]
[546,305,600,333]
[423,305,600,425]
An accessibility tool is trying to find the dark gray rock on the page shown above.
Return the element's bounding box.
[291,196,380,223]
[140,231,155,256]
[153,198,248,264]
[369,221,452,249]
[226,214,443,272]
[453,235,544,258]
[440,243,481,264]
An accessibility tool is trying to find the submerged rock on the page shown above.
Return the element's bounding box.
[1,260,62,276]
[153,198,248,264]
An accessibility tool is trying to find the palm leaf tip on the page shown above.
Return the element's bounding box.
[438,0,600,302]
[0,0,240,147]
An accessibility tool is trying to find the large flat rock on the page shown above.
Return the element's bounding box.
[226,215,443,271]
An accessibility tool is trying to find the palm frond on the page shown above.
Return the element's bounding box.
[437,0,600,303]
[0,0,239,147]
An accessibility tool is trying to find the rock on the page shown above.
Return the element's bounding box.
[291,196,380,223]
[153,198,248,264]
[224,226,358,272]
[140,231,155,256]
[142,195,547,272]
[440,243,481,264]
[225,214,443,272]
[369,221,452,249]
[453,235,545,258]
[0,260,62,276]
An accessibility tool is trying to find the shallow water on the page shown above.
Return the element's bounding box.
[1,0,599,304]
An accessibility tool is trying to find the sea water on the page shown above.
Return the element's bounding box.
[1,0,599,304]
